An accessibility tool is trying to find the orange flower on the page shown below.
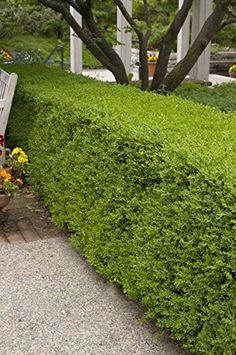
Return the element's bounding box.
[0,170,12,180]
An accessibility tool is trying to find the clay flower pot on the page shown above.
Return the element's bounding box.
[148,62,157,77]
[0,193,10,211]
[229,71,236,78]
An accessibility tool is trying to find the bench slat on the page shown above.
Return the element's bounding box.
[0,99,6,108]
[0,77,9,85]
[0,69,18,163]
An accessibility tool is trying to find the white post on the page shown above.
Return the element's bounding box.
[177,0,190,62]
[70,7,83,74]
[117,0,132,74]
[190,0,213,81]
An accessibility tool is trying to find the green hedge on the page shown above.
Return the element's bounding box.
[7,65,236,354]
[174,82,236,113]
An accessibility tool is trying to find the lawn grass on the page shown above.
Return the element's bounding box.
[174,82,236,113]
[0,34,102,68]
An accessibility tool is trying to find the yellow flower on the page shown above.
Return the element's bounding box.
[10,147,28,164]
[3,53,11,59]
[11,147,23,156]
[16,178,23,185]
[21,151,28,159]
[18,155,28,164]
[147,54,158,62]
[229,64,236,73]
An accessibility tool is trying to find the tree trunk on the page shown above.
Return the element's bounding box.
[163,0,233,92]
[39,0,128,85]
[110,62,130,84]
[150,0,193,91]
[83,4,129,84]
[138,33,150,91]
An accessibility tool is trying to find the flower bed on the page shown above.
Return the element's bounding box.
[0,147,28,196]
[0,147,28,210]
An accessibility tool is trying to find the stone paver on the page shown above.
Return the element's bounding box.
[0,235,7,244]
[17,218,41,242]
[6,231,25,244]
[0,187,67,245]
[0,187,190,354]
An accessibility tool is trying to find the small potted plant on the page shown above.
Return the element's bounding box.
[0,147,28,211]
[228,64,236,78]
[0,169,23,210]
[147,53,158,77]
[0,48,13,64]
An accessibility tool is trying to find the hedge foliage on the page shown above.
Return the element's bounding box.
[7,65,236,354]
[174,82,236,113]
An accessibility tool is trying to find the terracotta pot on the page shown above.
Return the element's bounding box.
[229,71,236,78]
[0,194,10,211]
[148,62,157,77]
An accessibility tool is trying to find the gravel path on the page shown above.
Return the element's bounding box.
[0,237,189,355]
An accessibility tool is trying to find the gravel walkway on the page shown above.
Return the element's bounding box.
[0,190,189,355]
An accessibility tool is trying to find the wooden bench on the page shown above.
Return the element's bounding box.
[0,68,18,163]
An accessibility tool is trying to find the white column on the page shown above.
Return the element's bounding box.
[117,0,132,74]
[70,7,83,74]
[190,0,213,81]
[177,0,190,62]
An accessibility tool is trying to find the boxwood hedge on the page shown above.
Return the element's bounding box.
[7,65,236,354]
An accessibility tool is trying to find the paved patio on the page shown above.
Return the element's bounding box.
[0,188,189,355]
[83,68,236,85]
[82,49,236,86]
[0,188,65,244]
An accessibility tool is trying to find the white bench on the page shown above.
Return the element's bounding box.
[0,68,18,163]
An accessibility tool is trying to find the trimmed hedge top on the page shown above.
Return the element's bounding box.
[7,65,236,355]
[8,65,236,177]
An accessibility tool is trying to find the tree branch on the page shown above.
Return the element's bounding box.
[218,17,236,31]
[38,0,112,69]
[113,0,141,35]
[39,0,68,13]
[81,0,126,66]
[39,0,128,84]
[143,0,151,27]
[151,0,193,91]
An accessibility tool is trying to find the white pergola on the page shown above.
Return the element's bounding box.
[70,0,213,81]
[177,0,213,81]
[70,6,82,74]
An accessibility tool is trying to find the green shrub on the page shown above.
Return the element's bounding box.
[213,24,236,49]
[174,82,236,113]
[7,65,236,354]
